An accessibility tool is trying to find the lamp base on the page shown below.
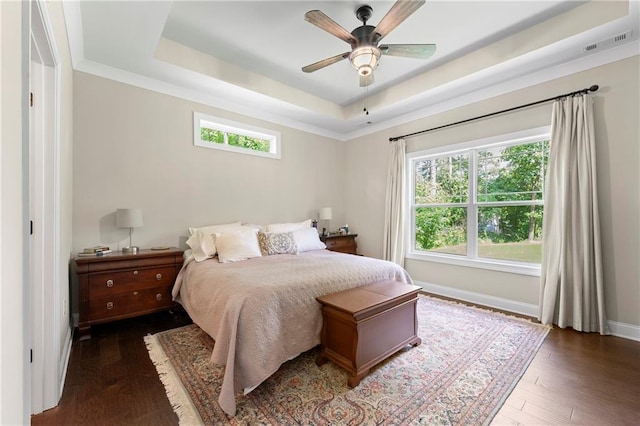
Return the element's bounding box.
[122,246,139,254]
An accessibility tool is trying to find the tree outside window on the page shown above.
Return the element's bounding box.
[201,128,271,153]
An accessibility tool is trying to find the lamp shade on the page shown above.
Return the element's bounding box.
[319,207,333,221]
[116,208,143,228]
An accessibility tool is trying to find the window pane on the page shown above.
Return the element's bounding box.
[414,154,469,204]
[201,127,226,144]
[227,133,271,152]
[477,141,549,202]
[477,205,543,263]
[415,207,467,255]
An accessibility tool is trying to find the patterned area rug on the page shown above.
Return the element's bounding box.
[145,295,549,425]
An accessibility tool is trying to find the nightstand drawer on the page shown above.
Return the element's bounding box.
[89,266,175,299]
[321,234,358,255]
[325,239,356,251]
[88,286,173,321]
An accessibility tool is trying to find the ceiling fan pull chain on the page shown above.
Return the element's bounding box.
[363,84,370,115]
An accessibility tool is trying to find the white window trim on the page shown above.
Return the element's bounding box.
[193,111,281,159]
[405,126,550,276]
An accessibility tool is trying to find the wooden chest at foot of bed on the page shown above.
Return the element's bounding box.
[315,280,422,387]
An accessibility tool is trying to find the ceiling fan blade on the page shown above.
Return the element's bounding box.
[379,43,436,59]
[305,10,357,46]
[371,0,426,43]
[302,52,350,73]
[359,73,375,87]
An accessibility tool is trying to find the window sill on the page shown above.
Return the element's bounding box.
[405,252,541,277]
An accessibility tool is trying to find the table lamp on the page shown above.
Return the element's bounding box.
[319,207,332,237]
[116,208,143,254]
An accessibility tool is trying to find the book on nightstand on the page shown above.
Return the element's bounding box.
[77,246,112,256]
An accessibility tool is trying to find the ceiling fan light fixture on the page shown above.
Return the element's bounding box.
[358,65,373,76]
[349,45,381,76]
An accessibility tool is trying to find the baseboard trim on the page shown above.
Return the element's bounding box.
[607,320,640,342]
[415,281,539,317]
[58,326,73,399]
[415,280,640,341]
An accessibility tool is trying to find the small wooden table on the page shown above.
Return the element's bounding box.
[316,280,422,387]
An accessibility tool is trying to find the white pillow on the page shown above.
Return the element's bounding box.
[185,229,214,262]
[188,221,242,236]
[185,222,243,262]
[215,228,262,263]
[266,219,312,233]
[242,223,267,233]
[292,227,326,252]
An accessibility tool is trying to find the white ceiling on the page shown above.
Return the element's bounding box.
[63,1,639,140]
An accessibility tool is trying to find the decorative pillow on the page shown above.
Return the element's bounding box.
[185,222,243,262]
[265,219,312,233]
[215,228,262,263]
[257,232,298,256]
[292,227,326,252]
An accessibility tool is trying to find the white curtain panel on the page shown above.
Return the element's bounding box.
[383,139,406,267]
[539,94,608,334]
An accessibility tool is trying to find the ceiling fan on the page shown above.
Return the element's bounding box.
[302,0,436,87]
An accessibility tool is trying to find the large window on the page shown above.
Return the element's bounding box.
[194,112,281,159]
[407,127,550,275]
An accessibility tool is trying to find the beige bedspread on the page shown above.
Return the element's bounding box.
[172,249,412,416]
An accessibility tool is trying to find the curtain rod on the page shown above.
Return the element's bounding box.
[389,84,599,142]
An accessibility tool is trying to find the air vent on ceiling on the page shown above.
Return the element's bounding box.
[583,30,633,52]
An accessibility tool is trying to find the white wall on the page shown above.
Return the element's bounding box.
[345,55,640,328]
[0,0,74,421]
[0,1,27,423]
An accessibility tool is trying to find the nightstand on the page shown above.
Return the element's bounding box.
[75,248,183,340]
[320,234,358,255]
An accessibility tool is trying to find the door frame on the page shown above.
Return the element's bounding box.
[29,0,64,414]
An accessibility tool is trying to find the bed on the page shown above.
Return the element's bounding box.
[172,248,412,416]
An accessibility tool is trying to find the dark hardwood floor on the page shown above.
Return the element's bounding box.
[32,302,640,425]
[32,310,192,426]
[493,327,640,425]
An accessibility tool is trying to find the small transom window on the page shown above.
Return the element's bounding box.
[193,112,281,159]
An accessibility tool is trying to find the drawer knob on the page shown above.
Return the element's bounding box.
[106,302,114,310]
[133,270,139,275]
[133,291,138,296]
[106,279,114,287]
[156,293,162,301]
[156,273,162,280]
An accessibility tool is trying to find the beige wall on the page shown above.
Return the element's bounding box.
[73,72,346,256]
[345,56,640,327]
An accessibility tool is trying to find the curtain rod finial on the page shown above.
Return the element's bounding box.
[589,85,599,92]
